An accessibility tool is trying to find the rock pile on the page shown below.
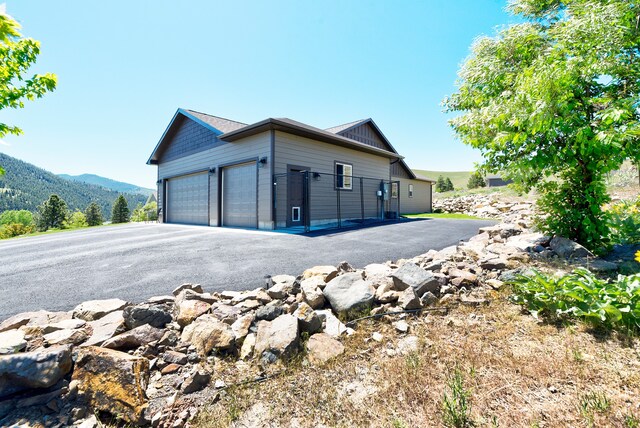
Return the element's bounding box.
[433,193,534,224]
[0,203,621,427]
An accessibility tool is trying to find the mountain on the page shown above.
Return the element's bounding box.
[58,173,154,196]
[0,153,148,215]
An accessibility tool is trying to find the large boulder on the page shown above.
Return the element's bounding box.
[307,333,345,365]
[391,263,439,297]
[0,345,72,398]
[550,236,593,259]
[0,329,27,354]
[73,347,149,424]
[180,314,235,355]
[73,299,129,321]
[0,310,71,333]
[302,266,338,283]
[397,288,422,311]
[43,327,89,346]
[102,324,165,350]
[82,310,126,347]
[174,298,211,327]
[254,314,299,360]
[323,272,375,314]
[123,304,172,329]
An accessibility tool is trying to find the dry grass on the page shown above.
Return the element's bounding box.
[192,290,640,428]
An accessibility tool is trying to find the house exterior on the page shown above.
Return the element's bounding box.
[147,108,433,230]
[485,175,513,187]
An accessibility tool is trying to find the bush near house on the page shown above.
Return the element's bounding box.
[131,201,158,222]
[607,197,640,245]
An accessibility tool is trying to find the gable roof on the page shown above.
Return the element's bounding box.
[326,118,434,182]
[184,109,247,134]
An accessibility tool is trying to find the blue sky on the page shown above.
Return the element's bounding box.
[1,0,515,188]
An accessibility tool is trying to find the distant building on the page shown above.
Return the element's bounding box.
[485,175,513,187]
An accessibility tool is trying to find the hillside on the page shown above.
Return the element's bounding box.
[58,173,154,196]
[0,153,147,215]
[413,169,472,189]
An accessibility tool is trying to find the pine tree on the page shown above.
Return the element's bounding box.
[436,175,446,193]
[36,194,68,231]
[445,177,454,192]
[111,195,130,224]
[467,172,486,189]
[85,202,104,226]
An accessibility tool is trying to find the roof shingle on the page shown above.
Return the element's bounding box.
[184,109,248,134]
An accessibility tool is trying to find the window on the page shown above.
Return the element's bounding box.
[335,162,353,190]
[391,182,398,198]
[408,184,414,198]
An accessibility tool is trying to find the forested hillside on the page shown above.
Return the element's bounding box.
[0,153,147,214]
[58,173,154,196]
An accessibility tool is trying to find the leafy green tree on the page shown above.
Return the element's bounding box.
[0,209,33,227]
[0,9,57,175]
[85,202,104,226]
[111,195,130,224]
[444,0,640,251]
[131,201,158,222]
[65,210,87,228]
[467,172,486,189]
[36,194,67,231]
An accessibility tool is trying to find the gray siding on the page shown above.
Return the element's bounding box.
[338,123,392,151]
[157,131,272,229]
[274,131,391,225]
[157,116,225,163]
[395,178,432,214]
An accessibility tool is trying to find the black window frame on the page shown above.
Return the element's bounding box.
[334,161,353,190]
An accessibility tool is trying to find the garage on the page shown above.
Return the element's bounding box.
[166,172,209,225]
[222,161,257,228]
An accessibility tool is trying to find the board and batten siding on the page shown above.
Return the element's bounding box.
[157,131,272,229]
[395,178,432,214]
[274,131,391,226]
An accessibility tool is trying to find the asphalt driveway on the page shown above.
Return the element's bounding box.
[0,219,495,319]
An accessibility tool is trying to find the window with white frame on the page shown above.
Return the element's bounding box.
[391,182,398,198]
[335,162,353,190]
[408,184,414,198]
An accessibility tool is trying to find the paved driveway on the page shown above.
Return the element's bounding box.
[0,219,494,319]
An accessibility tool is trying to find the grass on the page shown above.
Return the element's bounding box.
[192,288,640,427]
[414,169,472,189]
[2,222,129,240]
[403,213,494,220]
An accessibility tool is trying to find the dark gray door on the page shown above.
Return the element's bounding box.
[166,172,209,225]
[222,162,257,228]
[287,166,308,227]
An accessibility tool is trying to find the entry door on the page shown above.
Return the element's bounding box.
[287,166,308,227]
[222,162,257,228]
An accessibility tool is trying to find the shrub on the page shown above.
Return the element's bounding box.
[131,201,158,222]
[65,211,87,228]
[442,365,473,428]
[0,223,34,239]
[511,268,640,333]
[0,210,34,227]
[607,197,640,245]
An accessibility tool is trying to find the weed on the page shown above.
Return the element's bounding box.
[404,351,422,373]
[579,391,611,426]
[625,414,640,428]
[572,348,584,362]
[442,365,474,428]
[390,416,409,428]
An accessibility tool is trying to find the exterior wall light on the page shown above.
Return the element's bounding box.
[313,172,321,180]
[258,157,268,167]
[209,167,216,174]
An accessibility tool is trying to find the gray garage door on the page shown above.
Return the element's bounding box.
[166,172,209,225]
[222,162,257,228]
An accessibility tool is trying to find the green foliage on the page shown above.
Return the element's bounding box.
[511,268,640,333]
[0,209,33,227]
[467,172,486,189]
[444,0,640,251]
[607,197,640,245]
[0,222,33,239]
[579,391,611,426]
[65,210,87,228]
[36,194,67,231]
[442,366,473,428]
[0,153,147,213]
[84,202,104,226]
[436,175,455,192]
[131,201,158,222]
[0,9,57,172]
[111,195,130,224]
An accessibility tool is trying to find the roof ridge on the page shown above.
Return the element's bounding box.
[324,118,369,134]
[183,109,248,126]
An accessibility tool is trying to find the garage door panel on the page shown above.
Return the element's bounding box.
[223,162,257,228]
[167,172,209,225]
